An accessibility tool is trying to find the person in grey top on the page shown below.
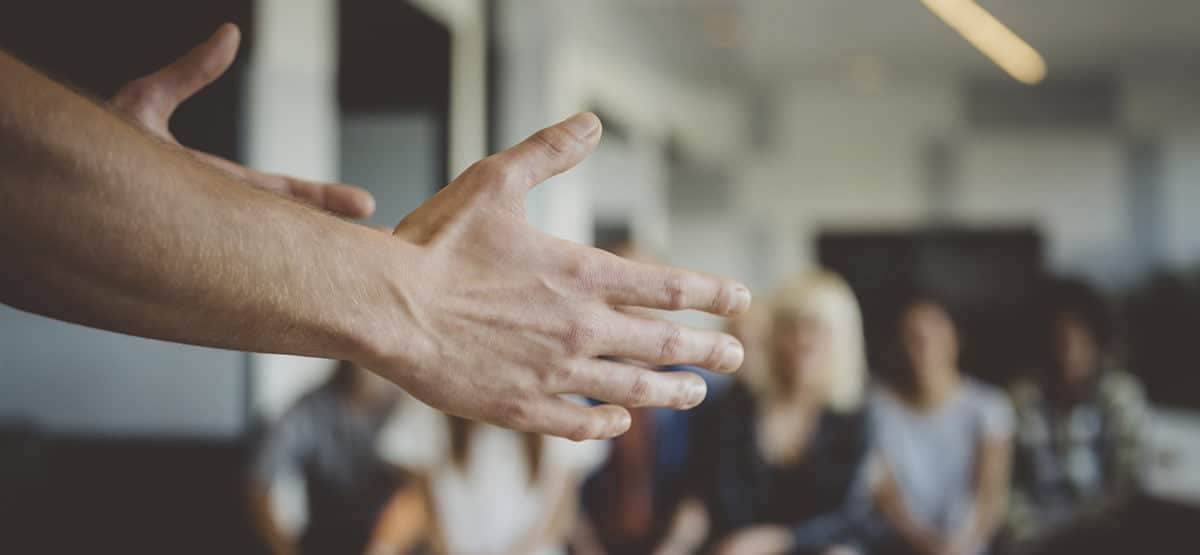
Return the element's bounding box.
[871,298,1014,555]
[248,361,405,555]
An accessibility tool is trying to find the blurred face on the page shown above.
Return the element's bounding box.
[900,301,960,389]
[770,312,833,395]
[1053,312,1098,388]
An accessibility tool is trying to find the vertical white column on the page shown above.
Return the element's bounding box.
[495,0,594,245]
[244,0,341,421]
[413,0,488,177]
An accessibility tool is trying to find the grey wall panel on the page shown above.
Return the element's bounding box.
[0,306,244,438]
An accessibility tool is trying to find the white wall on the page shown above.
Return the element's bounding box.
[677,72,1200,303]
[245,0,343,420]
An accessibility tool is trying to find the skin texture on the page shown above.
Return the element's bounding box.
[0,25,750,441]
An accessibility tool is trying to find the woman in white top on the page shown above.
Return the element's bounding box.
[871,297,1014,555]
[372,396,607,555]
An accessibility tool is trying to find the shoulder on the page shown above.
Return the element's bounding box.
[1098,369,1146,400]
[866,384,909,414]
[1096,369,1148,415]
[962,378,1015,434]
[963,378,1010,407]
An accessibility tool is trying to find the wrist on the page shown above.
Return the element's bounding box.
[338,229,430,374]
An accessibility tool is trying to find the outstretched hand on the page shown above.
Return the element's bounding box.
[111,23,376,219]
[370,112,751,441]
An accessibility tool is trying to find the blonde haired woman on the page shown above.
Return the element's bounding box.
[709,270,876,555]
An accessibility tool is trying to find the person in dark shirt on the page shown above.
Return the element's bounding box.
[708,271,877,555]
[247,361,405,555]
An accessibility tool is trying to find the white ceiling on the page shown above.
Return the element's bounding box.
[562,0,1200,85]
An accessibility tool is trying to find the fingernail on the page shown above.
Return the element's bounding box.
[720,341,745,372]
[684,380,708,409]
[613,410,632,435]
[730,286,752,314]
[562,112,600,138]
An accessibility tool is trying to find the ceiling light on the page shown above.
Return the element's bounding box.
[922,0,1047,85]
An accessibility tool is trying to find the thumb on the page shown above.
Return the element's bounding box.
[493,112,603,191]
[116,23,241,125]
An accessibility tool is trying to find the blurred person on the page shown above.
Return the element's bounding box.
[579,240,739,555]
[376,407,607,555]
[1005,278,1147,553]
[708,271,876,555]
[726,299,773,393]
[0,25,751,442]
[871,297,1014,555]
[366,478,440,555]
[247,361,406,555]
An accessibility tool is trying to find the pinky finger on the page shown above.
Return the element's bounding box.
[509,396,631,441]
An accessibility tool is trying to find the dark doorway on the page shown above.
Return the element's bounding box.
[338,0,452,228]
[818,228,1044,386]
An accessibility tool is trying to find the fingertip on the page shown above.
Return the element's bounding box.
[716,337,745,374]
[686,375,709,408]
[215,22,241,44]
[611,407,632,437]
[355,190,377,218]
[323,184,376,219]
[727,285,752,315]
[589,405,632,440]
[562,112,602,140]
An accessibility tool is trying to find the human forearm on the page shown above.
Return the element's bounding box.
[2,47,755,441]
[874,474,942,555]
[959,439,1011,552]
[0,51,398,362]
[247,486,298,555]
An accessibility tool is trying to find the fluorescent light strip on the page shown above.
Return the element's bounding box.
[922,0,1047,84]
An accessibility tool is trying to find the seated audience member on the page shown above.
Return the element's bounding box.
[367,479,438,555]
[1005,279,1148,553]
[376,404,607,555]
[579,240,748,555]
[708,271,876,555]
[248,361,406,555]
[580,379,708,555]
[871,297,1014,555]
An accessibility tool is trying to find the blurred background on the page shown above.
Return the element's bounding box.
[1,1,1199,554]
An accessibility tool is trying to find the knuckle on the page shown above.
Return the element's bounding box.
[532,127,572,157]
[561,316,599,357]
[704,336,726,369]
[663,271,687,310]
[545,363,578,390]
[711,282,732,314]
[658,324,684,361]
[115,79,158,113]
[498,396,531,430]
[628,372,652,406]
[564,252,604,295]
[567,418,600,442]
[468,157,520,188]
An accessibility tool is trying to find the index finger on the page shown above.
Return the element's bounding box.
[598,255,752,316]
